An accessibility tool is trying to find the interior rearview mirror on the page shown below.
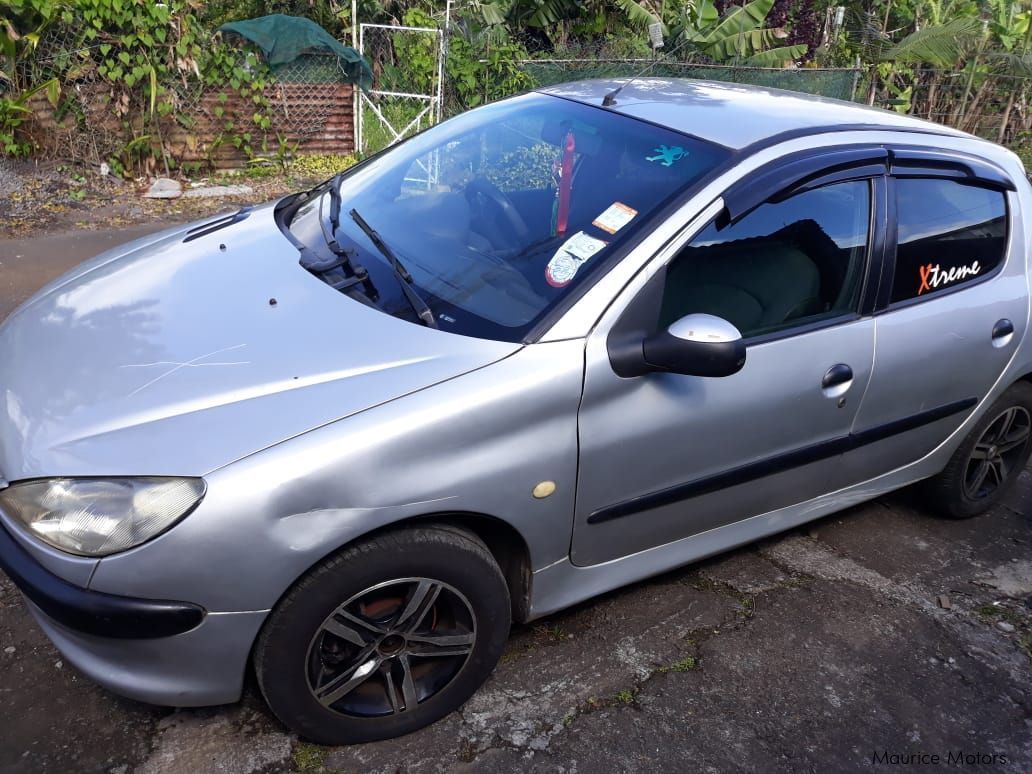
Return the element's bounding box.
[641,314,746,377]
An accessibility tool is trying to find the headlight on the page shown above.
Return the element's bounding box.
[0,477,205,557]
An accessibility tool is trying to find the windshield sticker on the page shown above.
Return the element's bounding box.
[545,231,608,288]
[593,202,638,235]
[646,145,687,167]
[917,260,981,295]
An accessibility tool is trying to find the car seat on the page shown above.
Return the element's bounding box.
[660,238,823,335]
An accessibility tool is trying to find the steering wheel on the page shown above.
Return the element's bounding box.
[464,177,530,243]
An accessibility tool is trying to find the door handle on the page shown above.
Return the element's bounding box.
[821,363,853,399]
[992,318,1014,349]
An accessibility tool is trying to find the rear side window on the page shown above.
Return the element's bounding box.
[890,179,1007,303]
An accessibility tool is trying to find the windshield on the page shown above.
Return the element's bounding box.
[285,92,729,341]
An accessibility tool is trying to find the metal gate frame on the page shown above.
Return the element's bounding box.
[355,22,444,155]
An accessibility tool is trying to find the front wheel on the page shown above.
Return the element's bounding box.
[922,382,1032,519]
[254,526,511,744]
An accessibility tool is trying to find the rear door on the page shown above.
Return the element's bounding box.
[842,150,1028,484]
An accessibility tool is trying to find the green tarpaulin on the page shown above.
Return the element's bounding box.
[218,14,372,92]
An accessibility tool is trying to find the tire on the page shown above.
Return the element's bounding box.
[254,525,510,744]
[922,382,1032,519]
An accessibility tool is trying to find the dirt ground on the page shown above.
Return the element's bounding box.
[0,215,1030,774]
[0,158,301,239]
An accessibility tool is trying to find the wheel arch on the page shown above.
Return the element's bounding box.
[270,510,535,626]
[409,511,534,624]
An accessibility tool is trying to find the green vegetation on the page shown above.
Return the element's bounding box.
[976,603,1026,626]
[292,741,326,774]
[534,623,568,643]
[288,152,358,181]
[657,655,698,673]
[1,0,280,172]
[2,2,1029,169]
[613,688,636,704]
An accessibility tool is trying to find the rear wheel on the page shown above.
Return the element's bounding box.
[922,382,1032,519]
[254,526,510,744]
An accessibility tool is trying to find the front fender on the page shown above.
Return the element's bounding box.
[87,340,585,612]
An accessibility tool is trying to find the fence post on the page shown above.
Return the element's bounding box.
[352,0,359,154]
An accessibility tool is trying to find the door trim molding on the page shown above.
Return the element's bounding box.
[586,397,977,525]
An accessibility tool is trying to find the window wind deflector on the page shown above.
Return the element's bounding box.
[723,147,888,226]
[888,149,1016,191]
[182,207,252,243]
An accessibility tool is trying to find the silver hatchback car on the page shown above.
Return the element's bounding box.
[2,79,1030,744]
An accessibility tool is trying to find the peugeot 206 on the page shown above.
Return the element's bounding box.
[1,79,1031,744]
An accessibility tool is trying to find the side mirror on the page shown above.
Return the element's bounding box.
[642,314,746,377]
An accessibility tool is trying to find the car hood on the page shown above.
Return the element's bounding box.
[0,204,520,479]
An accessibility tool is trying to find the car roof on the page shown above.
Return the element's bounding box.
[537,78,971,150]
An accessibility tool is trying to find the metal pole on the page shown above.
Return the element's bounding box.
[352,0,359,154]
[850,55,861,102]
[437,0,449,121]
[357,22,365,156]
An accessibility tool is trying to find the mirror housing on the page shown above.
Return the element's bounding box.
[641,314,746,377]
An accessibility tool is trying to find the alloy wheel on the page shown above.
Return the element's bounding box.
[964,406,1031,500]
[305,578,477,717]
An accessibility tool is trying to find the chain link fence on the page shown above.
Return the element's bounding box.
[357,23,442,156]
[15,24,124,166]
[9,16,1031,171]
[868,70,1030,151]
[13,24,357,170]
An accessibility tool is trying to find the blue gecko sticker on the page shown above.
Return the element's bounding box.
[646,145,687,167]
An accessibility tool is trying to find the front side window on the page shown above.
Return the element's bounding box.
[660,180,872,338]
[286,93,729,341]
[890,178,1007,304]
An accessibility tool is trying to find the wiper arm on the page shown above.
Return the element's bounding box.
[326,172,345,240]
[349,208,439,329]
[301,182,379,301]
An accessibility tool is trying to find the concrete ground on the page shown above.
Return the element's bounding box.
[0,226,1030,774]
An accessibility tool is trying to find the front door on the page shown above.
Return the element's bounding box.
[573,177,879,566]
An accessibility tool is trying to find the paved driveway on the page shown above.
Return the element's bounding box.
[1,226,1029,773]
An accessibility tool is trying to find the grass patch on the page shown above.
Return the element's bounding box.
[497,645,527,664]
[657,655,698,673]
[738,597,755,618]
[533,623,568,643]
[613,688,636,705]
[290,153,359,182]
[235,163,285,180]
[457,739,478,763]
[292,741,326,774]
[976,603,1025,626]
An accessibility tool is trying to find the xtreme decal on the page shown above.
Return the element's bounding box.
[917,261,982,295]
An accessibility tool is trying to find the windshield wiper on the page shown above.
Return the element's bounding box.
[326,172,346,237]
[349,208,439,329]
[299,182,379,301]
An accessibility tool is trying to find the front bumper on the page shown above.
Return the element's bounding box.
[0,521,204,638]
[26,602,267,706]
[1,522,267,706]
